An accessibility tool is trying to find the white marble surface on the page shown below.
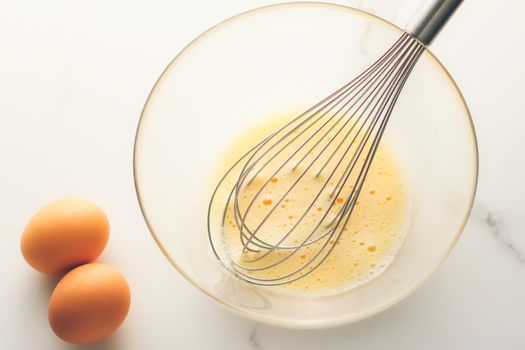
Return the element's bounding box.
[1,0,524,349]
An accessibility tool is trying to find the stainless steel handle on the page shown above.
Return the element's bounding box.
[405,0,464,46]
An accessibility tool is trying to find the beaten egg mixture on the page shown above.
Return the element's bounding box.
[214,111,409,296]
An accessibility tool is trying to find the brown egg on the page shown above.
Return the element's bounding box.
[48,263,131,344]
[21,198,109,274]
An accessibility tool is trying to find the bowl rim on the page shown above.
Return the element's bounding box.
[133,1,479,329]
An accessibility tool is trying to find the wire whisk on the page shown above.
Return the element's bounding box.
[208,0,464,286]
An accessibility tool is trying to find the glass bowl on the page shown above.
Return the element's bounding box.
[134,2,478,328]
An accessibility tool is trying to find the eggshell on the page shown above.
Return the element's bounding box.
[21,198,109,274]
[48,263,131,344]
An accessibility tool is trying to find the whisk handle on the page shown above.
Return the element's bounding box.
[406,0,464,46]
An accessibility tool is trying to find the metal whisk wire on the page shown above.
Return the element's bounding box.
[207,0,464,286]
[235,34,418,252]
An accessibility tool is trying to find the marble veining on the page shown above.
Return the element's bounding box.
[475,205,525,264]
[248,323,262,350]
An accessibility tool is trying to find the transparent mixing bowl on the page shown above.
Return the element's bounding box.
[134,3,478,328]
